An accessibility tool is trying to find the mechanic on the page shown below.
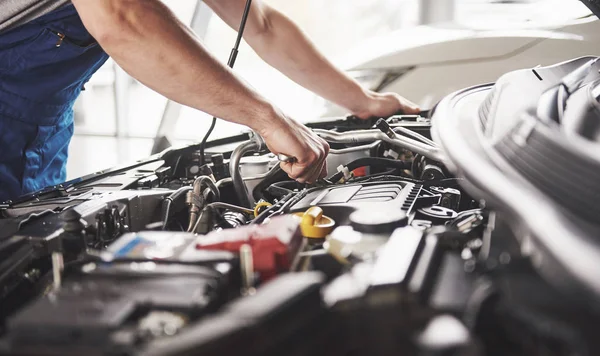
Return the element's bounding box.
[0,0,419,202]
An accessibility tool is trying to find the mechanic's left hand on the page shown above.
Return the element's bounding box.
[353,91,420,119]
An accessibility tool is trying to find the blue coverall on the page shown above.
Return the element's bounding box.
[0,5,108,202]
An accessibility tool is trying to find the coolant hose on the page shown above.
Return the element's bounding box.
[229,135,265,208]
[216,177,233,189]
[161,186,193,230]
[252,165,289,202]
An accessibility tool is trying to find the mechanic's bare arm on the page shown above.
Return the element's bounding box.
[72,0,275,132]
[71,0,329,183]
[205,0,419,118]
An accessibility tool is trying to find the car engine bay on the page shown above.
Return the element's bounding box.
[1,56,600,355]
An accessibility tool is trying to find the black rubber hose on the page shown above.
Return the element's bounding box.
[193,176,220,202]
[229,140,260,208]
[198,0,254,167]
[199,118,217,167]
[411,153,423,178]
[327,157,411,183]
[161,186,193,230]
[252,165,289,202]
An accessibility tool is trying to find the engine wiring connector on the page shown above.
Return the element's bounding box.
[376,118,396,139]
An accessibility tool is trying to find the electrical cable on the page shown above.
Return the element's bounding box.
[327,157,411,183]
[199,0,254,166]
[347,168,398,183]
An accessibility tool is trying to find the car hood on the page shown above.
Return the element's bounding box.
[340,0,596,71]
[581,0,600,19]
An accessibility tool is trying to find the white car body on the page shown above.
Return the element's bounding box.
[321,12,600,115]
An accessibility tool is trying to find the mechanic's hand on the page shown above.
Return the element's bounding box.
[260,114,329,184]
[353,91,420,119]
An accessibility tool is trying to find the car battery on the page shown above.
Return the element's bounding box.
[196,215,303,281]
[2,231,239,356]
[105,231,234,264]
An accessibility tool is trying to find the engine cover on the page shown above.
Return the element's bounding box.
[291,181,422,224]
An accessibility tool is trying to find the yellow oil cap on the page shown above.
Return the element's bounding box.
[293,206,335,239]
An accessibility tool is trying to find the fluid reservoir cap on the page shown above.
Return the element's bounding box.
[349,208,408,234]
[293,206,335,239]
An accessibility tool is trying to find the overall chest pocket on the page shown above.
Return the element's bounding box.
[0,3,106,73]
[10,27,101,73]
[0,18,109,126]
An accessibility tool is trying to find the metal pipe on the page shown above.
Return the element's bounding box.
[187,208,200,233]
[190,202,253,234]
[240,244,256,296]
[52,252,64,291]
[192,176,219,201]
[329,141,380,155]
[313,129,444,161]
[205,202,254,215]
[230,140,260,208]
[187,176,219,232]
[392,126,436,146]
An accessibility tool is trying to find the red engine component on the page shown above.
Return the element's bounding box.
[196,215,303,280]
[353,166,368,177]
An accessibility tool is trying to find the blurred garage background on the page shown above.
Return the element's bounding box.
[66,0,591,178]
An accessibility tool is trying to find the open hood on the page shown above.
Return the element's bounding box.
[580,0,600,19]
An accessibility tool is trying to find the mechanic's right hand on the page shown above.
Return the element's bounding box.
[353,91,420,119]
[259,113,329,184]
